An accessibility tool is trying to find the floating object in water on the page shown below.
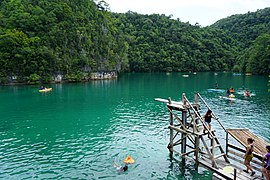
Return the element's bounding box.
[207,89,225,93]
[245,73,252,76]
[39,88,52,92]
[222,166,234,174]
[233,73,242,76]
[220,96,236,101]
[123,156,135,164]
[182,75,189,77]
[229,94,235,98]
[214,73,218,76]
[237,91,255,97]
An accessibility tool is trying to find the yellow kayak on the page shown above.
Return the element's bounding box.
[39,88,52,92]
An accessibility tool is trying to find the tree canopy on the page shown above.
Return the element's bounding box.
[0,1,269,84]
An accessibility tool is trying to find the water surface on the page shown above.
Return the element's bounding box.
[0,72,269,179]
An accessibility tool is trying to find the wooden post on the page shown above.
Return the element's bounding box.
[226,132,228,156]
[168,97,173,155]
[233,168,237,180]
[211,137,215,167]
[194,94,200,165]
[194,93,199,124]
[182,93,187,165]
[195,135,200,166]
[194,93,198,104]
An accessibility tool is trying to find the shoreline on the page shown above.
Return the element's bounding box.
[0,72,118,86]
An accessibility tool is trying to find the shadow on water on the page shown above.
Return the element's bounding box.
[167,155,212,180]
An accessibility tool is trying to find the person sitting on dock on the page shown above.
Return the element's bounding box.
[262,145,270,180]
[203,109,212,133]
[243,138,255,176]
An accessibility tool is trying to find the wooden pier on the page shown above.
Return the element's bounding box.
[155,93,270,180]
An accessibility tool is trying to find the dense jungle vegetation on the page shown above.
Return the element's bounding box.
[0,0,269,84]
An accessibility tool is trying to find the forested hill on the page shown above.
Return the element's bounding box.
[211,7,270,74]
[114,12,238,72]
[0,0,128,83]
[211,7,270,48]
[0,1,269,84]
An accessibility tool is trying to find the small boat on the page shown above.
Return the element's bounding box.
[244,93,255,97]
[233,73,242,76]
[207,89,225,93]
[220,96,236,101]
[39,88,52,92]
[182,74,189,77]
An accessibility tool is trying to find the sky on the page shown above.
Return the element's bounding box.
[104,0,269,26]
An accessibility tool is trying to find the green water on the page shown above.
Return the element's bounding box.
[0,72,269,179]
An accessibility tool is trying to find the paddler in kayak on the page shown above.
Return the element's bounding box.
[244,89,250,97]
[230,87,235,94]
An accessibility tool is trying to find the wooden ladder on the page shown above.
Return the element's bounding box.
[183,94,230,168]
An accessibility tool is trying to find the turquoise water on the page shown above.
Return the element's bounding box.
[0,72,269,179]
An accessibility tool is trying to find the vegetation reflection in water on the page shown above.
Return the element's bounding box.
[0,72,269,179]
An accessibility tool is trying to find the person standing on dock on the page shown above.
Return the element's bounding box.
[243,138,255,176]
[262,145,270,180]
[203,109,212,132]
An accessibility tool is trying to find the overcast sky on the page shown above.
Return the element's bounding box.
[105,0,269,26]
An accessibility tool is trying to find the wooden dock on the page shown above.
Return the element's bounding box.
[227,128,269,156]
[155,93,270,180]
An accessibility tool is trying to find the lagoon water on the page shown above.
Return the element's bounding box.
[0,72,269,179]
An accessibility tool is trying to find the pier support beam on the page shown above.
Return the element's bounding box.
[168,97,173,156]
[181,93,187,165]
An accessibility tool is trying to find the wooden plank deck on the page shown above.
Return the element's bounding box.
[199,156,261,180]
[155,98,184,110]
[227,128,269,156]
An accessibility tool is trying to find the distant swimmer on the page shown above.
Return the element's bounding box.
[114,163,128,174]
[215,82,219,89]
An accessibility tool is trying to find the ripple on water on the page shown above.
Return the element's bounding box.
[0,75,269,179]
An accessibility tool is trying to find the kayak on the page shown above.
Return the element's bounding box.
[220,96,236,101]
[236,91,255,97]
[39,88,52,92]
[207,89,225,93]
